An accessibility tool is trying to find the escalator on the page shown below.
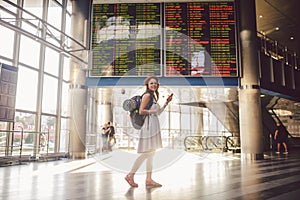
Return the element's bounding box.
[186,95,284,152]
[205,101,239,136]
[182,93,299,152]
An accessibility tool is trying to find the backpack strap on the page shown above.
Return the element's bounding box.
[142,92,154,130]
[142,92,154,109]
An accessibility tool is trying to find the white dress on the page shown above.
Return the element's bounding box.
[137,101,162,153]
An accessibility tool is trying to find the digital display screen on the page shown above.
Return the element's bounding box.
[91,2,237,77]
[165,2,237,76]
[91,3,162,76]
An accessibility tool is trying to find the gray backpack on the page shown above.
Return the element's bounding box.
[123,93,153,129]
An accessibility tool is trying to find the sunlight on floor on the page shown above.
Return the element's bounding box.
[69,149,240,175]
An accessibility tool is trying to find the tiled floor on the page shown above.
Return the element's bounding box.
[1,149,300,200]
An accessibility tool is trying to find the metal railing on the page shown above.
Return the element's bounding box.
[257,32,299,70]
[184,135,241,152]
[0,129,69,166]
[0,130,23,162]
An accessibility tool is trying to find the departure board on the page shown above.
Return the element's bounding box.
[91,2,237,77]
[165,2,237,76]
[91,3,162,76]
[0,63,18,122]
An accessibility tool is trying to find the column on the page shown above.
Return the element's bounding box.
[237,0,264,160]
[196,110,204,136]
[69,0,92,159]
[97,88,113,125]
[87,89,99,153]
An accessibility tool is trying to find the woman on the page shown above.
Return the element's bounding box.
[274,122,288,154]
[125,76,173,188]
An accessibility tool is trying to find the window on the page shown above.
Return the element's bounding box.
[24,0,43,19]
[48,0,62,30]
[44,47,59,76]
[60,117,70,152]
[41,115,56,153]
[61,81,69,116]
[63,57,70,81]
[14,112,36,155]
[0,27,14,60]
[42,75,58,114]
[15,66,38,111]
[19,36,40,69]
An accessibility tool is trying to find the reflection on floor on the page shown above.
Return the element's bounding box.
[1,149,300,200]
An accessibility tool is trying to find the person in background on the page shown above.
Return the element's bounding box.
[274,122,288,154]
[39,133,47,151]
[124,76,173,188]
[101,123,109,152]
[108,122,116,144]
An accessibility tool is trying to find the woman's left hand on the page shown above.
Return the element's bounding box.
[166,93,173,103]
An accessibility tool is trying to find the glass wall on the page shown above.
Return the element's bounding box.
[89,87,232,153]
[0,0,72,157]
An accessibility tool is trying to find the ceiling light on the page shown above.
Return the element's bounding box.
[259,15,263,18]
[275,27,279,31]
[260,31,266,35]
[290,36,294,40]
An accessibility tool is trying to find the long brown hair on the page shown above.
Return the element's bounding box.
[144,76,159,101]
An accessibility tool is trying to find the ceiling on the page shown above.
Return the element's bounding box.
[256,0,300,56]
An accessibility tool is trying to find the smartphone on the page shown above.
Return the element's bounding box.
[167,93,173,101]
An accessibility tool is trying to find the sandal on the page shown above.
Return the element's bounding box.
[145,180,162,188]
[125,175,138,187]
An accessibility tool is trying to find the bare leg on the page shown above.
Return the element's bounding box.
[145,152,162,187]
[277,143,281,152]
[125,153,151,187]
[129,152,152,175]
[146,152,154,181]
[126,151,161,187]
[283,142,288,152]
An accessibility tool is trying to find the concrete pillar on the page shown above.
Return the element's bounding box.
[237,0,264,160]
[69,0,92,159]
[98,88,113,125]
[196,110,204,136]
[87,89,99,153]
[98,103,113,125]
